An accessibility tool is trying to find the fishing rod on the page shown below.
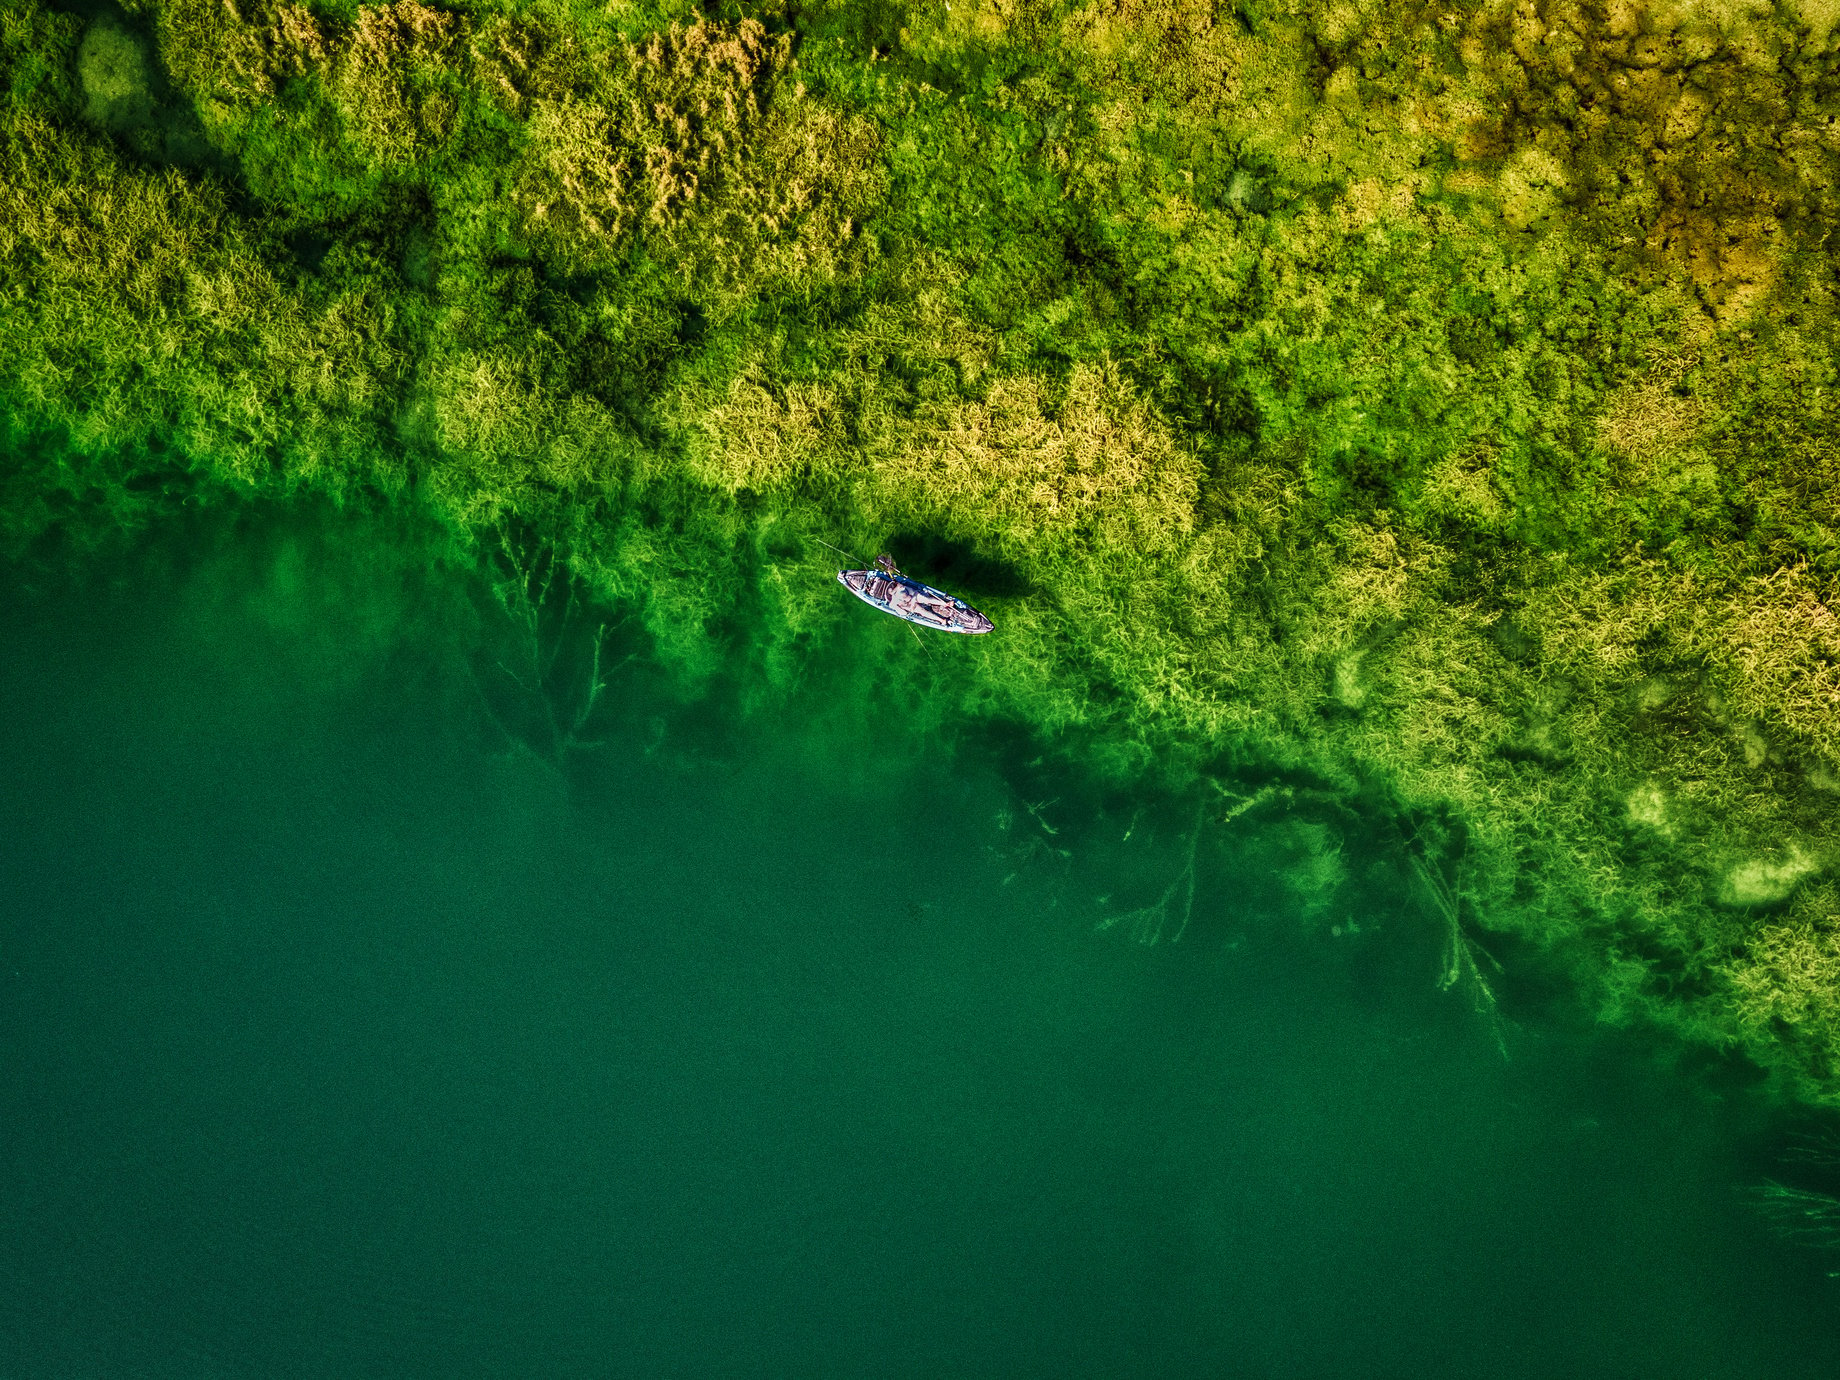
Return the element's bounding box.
[803,533,939,662]
[805,527,992,643]
[807,534,875,570]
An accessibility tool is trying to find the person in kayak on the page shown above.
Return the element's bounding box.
[881,559,930,619]
[872,554,903,607]
[833,548,994,635]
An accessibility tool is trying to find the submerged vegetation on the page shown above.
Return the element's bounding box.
[2,0,1839,1095]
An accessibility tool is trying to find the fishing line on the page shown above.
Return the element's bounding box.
[805,534,939,662]
[802,533,974,656]
[807,534,875,569]
[905,620,938,665]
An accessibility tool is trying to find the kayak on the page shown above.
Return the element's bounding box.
[837,560,993,635]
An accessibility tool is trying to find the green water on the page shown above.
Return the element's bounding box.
[3,504,1837,1378]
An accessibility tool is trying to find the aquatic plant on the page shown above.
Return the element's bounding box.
[3,0,1840,1098]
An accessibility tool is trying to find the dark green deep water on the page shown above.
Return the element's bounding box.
[3,504,1838,1378]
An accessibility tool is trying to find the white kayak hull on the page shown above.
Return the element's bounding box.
[838,568,993,635]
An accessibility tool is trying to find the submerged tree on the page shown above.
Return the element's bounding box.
[474,523,624,765]
[1096,801,1205,946]
[1752,1134,1840,1266]
[1401,824,1510,1060]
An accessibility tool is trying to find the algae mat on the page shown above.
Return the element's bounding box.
[2,505,1837,1377]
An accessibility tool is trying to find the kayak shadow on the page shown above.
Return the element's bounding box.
[883,535,1034,601]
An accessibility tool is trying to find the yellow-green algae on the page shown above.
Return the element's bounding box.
[3,0,1840,1097]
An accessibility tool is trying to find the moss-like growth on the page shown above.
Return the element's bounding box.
[77,17,153,127]
[4,0,1840,1100]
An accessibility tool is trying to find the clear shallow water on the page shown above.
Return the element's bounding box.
[2,505,1837,1378]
